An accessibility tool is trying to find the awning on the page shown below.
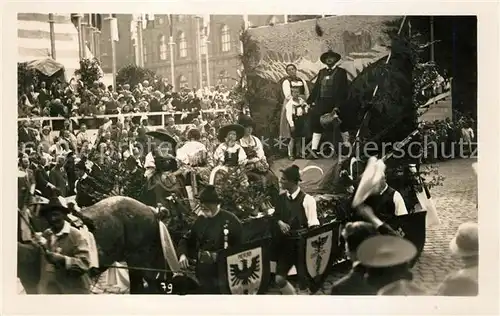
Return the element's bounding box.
[25,57,65,77]
[17,13,95,81]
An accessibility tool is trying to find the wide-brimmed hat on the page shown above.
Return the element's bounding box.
[217,124,245,142]
[146,128,178,147]
[377,280,428,296]
[238,115,255,129]
[356,235,417,268]
[198,185,221,204]
[280,164,301,183]
[39,196,70,217]
[320,50,341,64]
[449,222,478,258]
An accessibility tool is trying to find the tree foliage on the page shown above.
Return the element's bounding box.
[18,63,40,97]
[116,65,158,89]
[75,58,103,87]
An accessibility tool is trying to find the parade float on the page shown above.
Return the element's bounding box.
[18,16,445,295]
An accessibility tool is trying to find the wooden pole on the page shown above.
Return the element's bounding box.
[196,17,203,89]
[48,13,56,60]
[169,36,176,91]
[105,14,117,91]
[205,38,210,88]
[430,16,435,62]
[81,14,88,59]
[75,14,83,60]
[137,17,144,67]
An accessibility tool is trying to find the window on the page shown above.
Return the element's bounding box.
[178,75,188,88]
[200,28,208,55]
[159,35,167,60]
[178,31,187,58]
[221,25,231,52]
[218,70,229,84]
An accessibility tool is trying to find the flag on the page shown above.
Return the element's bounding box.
[242,14,249,29]
[202,14,210,38]
[167,14,174,39]
[110,17,119,41]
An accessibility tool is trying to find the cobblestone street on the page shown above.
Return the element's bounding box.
[320,157,478,295]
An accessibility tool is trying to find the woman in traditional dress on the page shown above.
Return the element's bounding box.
[279,64,310,142]
[238,115,280,206]
[213,124,249,188]
[176,128,212,207]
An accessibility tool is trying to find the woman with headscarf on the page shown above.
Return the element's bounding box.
[279,64,310,144]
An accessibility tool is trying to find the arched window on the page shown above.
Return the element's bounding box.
[200,28,208,55]
[178,75,188,88]
[159,35,168,60]
[221,25,231,52]
[178,31,187,58]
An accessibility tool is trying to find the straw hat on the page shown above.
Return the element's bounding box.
[449,222,478,258]
[357,235,418,268]
[217,124,244,142]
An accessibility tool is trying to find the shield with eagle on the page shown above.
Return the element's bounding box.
[297,221,341,292]
[217,238,271,294]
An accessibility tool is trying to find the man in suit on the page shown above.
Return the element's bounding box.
[307,50,349,156]
[49,155,68,197]
[18,120,36,148]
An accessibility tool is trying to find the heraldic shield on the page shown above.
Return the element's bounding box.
[387,211,427,266]
[217,238,271,294]
[297,221,341,292]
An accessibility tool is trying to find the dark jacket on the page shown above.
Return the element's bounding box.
[49,166,68,197]
[307,67,349,112]
[330,263,377,295]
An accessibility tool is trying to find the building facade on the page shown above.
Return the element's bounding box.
[141,15,323,89]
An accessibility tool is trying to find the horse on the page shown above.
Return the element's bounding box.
[17,195,197,294]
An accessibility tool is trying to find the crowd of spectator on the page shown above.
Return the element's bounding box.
[18,76,242,121]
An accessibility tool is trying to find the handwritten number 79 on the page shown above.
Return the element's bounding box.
[160,282,173,294]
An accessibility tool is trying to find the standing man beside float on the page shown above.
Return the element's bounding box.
[272,165,320,295]
[177,185,243,294]
[307,50,349,157]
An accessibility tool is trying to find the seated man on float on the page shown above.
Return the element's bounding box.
[272,165,320,295]
[238,115,279,206]
[213,123,249,187]
[353,160,408,223]
[176,128,212,208]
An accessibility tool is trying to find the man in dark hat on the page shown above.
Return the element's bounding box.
[34,196,92,294]
[272,164,319,294]
[177,185,243,294]
[307,50,349,156]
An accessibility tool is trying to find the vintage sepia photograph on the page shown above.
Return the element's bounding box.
[15,12,480,298]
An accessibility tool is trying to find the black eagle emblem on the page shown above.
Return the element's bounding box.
[311,235,329,251]
[229,255,260,287]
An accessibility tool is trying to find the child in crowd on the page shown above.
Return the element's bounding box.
[285,86,310,160]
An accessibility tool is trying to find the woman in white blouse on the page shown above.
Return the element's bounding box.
[279,64,310,141]
[238,115,280,206]
[213,123,249,187]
